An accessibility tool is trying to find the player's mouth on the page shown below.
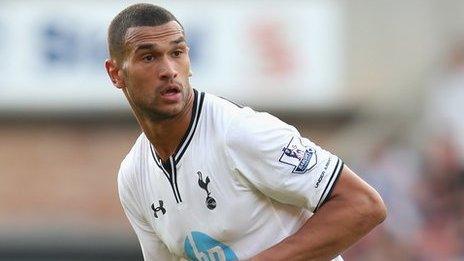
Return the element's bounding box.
[160,85,182,102]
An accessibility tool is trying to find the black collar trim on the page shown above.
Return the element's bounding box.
[149,145,181,203]
[174,89,205,163]
[149,88,205,166]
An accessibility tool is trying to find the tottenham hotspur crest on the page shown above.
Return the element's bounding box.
[279,136,317,174]
[197,171,216,210]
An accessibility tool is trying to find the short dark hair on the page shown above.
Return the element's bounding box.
[107,3,183,62]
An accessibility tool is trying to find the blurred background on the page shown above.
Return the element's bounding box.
[1,0,463,260]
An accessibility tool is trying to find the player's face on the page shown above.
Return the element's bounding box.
[120,21,192,120]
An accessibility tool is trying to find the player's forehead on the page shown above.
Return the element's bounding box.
[124,21,185,51]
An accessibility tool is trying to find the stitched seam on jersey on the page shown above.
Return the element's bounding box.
[175,91,205,163]
[224,111,275,191]
[218,96,243,108]
[314,158,342,211]
[223,110,257,189]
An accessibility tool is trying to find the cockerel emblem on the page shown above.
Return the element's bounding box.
[197,171,216,210]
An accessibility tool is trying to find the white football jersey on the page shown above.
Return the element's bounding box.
[118,89,344,261]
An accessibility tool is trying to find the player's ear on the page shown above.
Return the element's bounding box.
[105,59,125,89]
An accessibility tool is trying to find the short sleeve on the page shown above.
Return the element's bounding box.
[118,159,176,261]
[225,109,344,212]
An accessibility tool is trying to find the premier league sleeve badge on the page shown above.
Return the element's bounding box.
[279,137,317,174]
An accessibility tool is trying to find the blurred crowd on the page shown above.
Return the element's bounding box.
[345,45,464,260]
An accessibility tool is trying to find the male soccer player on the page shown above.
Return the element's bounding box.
[105,4,386,261]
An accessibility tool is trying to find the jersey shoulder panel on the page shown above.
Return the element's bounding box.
[223,108,299,179]
[118,133,148,186]
[202,92,258,134]
[223,107,343,211]
[203,93,243,116]
[225,107,299,160]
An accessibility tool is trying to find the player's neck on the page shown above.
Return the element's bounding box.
[142,97,194,162]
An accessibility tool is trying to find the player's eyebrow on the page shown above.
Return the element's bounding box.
[134,44,156,53]
[134,37,186,53]
[171,36,186,45]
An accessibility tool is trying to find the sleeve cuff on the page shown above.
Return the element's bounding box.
[314,158,344,212]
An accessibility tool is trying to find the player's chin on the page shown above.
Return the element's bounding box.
[157,103,186,118]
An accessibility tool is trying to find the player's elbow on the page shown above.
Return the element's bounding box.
[353,188,387,230]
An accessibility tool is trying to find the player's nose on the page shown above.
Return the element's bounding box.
[158,57,178,80]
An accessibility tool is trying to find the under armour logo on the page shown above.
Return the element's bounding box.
[197,171,216,210]
[151,200,166,218]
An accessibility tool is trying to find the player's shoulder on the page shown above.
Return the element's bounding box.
[117,132,149,188]
[203,92,251,116]
[201,91,256,129]
[201,91,296,138]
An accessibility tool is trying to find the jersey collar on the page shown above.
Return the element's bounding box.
[150,88,205,166]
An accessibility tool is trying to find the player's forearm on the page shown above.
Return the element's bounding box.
[252,188,386,261]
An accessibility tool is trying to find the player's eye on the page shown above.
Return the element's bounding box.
[172,50,183,57]
[142,54,155,62]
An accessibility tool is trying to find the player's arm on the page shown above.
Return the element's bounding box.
[252,165,386,261]
[226,110,386,260]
